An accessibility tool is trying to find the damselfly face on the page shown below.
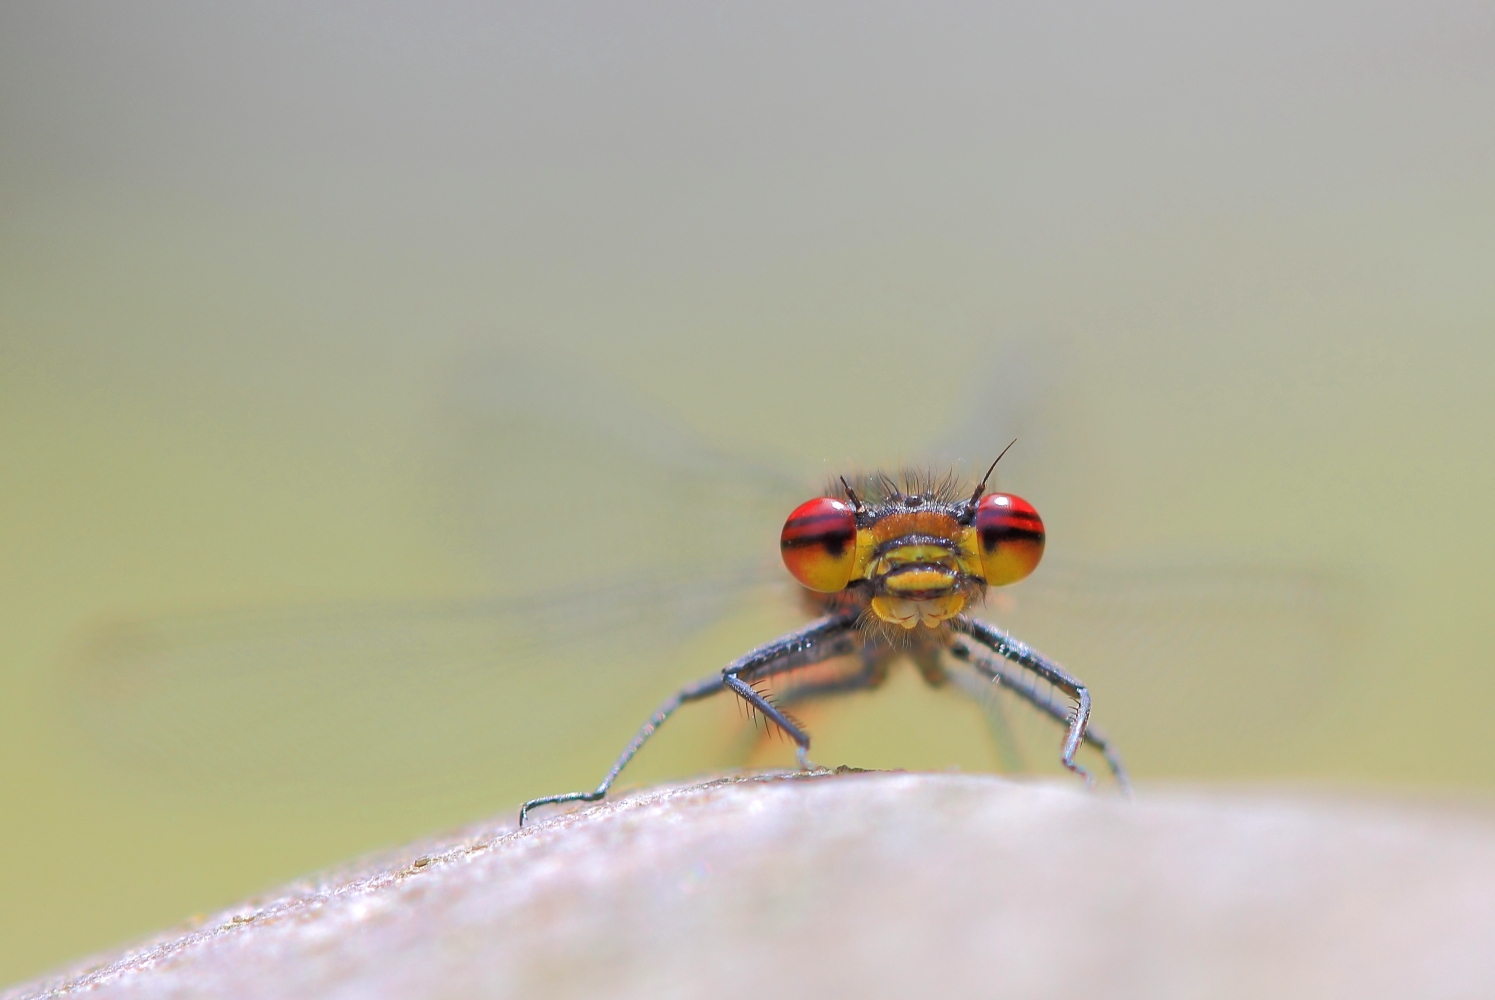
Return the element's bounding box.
[781,469,1045,630]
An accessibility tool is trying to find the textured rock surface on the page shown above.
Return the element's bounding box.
[8,771,1495,1000]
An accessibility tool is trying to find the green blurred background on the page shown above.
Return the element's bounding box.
[2,0,1493,985]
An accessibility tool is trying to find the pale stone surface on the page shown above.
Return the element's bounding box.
[8,771,1495,1000]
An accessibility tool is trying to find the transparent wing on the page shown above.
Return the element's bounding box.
[422,343,805,588]
[956,558,1365,779]
[60,344,806,811]
[63,570,784,810]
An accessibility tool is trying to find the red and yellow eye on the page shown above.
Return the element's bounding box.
[780,497,857,592]
[975,493,1044,586]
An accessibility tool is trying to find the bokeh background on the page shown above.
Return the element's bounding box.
[3,0,1493,985]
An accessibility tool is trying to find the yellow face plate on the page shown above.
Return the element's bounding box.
[869,594,968,629]
[882,566,958,595]
[849,510,987,628]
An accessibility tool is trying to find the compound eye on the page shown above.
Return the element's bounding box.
[975,493,1045,586]
[780,497,857,592]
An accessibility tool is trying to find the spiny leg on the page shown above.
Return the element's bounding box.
[733,650,890,762]
[946,640,1130,792]
[721,611,862,770]
[519,611,860,825]
[948,614,1098,786]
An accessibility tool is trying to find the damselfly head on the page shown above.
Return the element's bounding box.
[779,466,1046,629]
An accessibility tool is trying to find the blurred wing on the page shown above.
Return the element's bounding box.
[63,570,784,809]
[61,344,808,809]
[424,342,805,589]
[919,349,1364,778]
[961,559,1365,778]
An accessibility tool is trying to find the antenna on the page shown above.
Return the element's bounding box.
[839,476,862,511]
[968,438,1017,505]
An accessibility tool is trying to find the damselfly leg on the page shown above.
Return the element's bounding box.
[519,611,860,825]
[946,639,1130,791]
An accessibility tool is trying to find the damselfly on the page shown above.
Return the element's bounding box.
[519,444,1128,824]
[64,348,1352,821]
